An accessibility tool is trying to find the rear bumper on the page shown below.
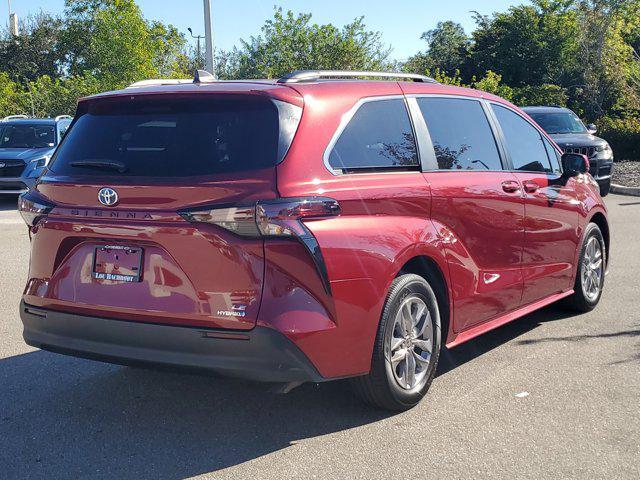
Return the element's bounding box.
[20,301,325,383]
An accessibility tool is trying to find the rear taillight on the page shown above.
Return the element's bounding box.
[18,192,55,227]
[179,198,341,238]
[179,197,341,294]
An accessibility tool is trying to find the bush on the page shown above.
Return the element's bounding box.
[24,75,104,117]
[512,84,568,108]
[598,116,640,162]
[473,71,514,102]
[0,72,25,117]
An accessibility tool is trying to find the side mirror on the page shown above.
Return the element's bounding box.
[562,153,589,177]
[587,123,597,134]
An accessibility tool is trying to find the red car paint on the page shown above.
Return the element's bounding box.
[21,79,608,381]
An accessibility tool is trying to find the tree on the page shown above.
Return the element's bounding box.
[228,8,392,79]
[61,0,187,89]
[469,1,580,87]
[0,73,25,117]
[473,71,515,101]
[0,13,65,82]
[405,21,470,77]
[24,74,103,117]
[574,0,640,118]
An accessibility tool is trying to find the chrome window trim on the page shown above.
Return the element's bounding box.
[406,93,508,173]
[322,95,421,176]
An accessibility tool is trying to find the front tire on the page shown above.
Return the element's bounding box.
[350,274,441,411]
[599,179,611,197]
[564,223,606,312]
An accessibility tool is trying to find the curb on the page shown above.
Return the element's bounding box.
[611,184,640,197]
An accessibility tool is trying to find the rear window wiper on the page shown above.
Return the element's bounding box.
[69,159,128,173]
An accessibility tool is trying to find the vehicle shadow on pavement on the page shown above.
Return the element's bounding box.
[0,351,388,479]
[0,305,584,479]
[437,304,578,376]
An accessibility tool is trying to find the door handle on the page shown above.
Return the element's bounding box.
[501,180,520,193]
[523,181,540,193]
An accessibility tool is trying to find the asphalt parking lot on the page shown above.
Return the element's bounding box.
[0,194,638,480]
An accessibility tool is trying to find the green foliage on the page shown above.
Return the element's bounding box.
[473,71,515,101]
[512,83,568,107]
[23,75,103,117]
[405,22,470,77]
[61,0,186,89]
[0,0,188,116]
[598,116,640,161]
[0,13,64,82]
[470,1,580,87]
[227,8,392,79]
[573,1,640,118]
[0,73,24,116]
[427,69,466,87]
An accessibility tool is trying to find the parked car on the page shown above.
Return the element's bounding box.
[522,106,614,196]
[18,71,609,411]
[0,115,73,194]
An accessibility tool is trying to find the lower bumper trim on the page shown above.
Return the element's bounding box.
[0,178,30,194]
[20,301,324,383]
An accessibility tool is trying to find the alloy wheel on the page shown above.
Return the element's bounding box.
[388,296,433,390]
[581,236,604,302]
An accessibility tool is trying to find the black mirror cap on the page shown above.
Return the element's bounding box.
[587,123,598,134]
[562,153,589,177]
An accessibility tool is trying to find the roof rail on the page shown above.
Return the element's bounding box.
[277,70,439,84]
[2,114,29,121]
[127,78,192,88]
[54,115,73,122]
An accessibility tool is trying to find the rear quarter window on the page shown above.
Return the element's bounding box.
[327,98,419,173]
[49,96,281,177]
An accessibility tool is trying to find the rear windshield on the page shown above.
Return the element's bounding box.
[49,96,280,177]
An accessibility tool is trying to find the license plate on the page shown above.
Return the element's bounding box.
[92,245,143,283]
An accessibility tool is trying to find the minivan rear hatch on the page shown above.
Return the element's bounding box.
[26,88,303,330]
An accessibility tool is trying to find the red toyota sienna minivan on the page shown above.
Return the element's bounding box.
[19,70,609,410]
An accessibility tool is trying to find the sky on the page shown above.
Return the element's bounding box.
[7,0,522,60]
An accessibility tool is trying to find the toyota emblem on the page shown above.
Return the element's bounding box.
[98,188,119,206]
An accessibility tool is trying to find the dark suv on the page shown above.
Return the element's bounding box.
[523,106,614,196]
[19,71,609,410]
[0,115,73,194]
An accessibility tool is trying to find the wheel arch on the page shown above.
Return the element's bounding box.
[398,255,452,345]
[589,211,610,267]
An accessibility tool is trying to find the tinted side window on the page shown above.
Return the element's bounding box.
[492,105,554,173]
[328,99,418,172]
[417,97,502,171]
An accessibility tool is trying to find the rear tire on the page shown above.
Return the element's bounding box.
[350,274,441,411]
[563,223,606,312]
